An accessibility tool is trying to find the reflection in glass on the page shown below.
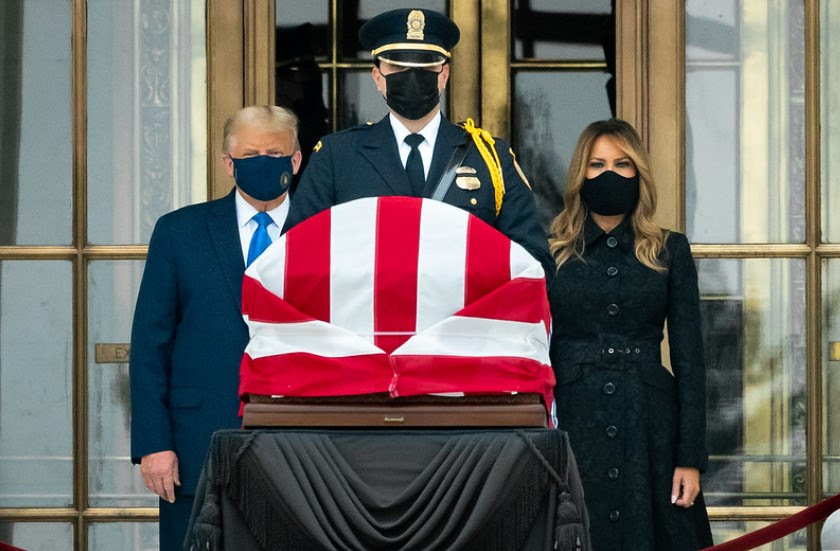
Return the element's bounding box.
[0,0,73,246]
[698,258,807,506]
[275,3,330,191]
[822,2,840,243]
[685,1,805,243]
[87,0,207,246]
[88,261,153,507]
[0,261,73,506]
[0,522,72,551]
[823,260,840,497]
[276,1,329,58]
[711,522,805,550]
[511,71,612,229]
[338,0,447,60]
[512,0,611,61]
[89,522,157,551]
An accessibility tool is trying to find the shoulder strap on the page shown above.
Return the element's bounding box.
[430,142,470,202]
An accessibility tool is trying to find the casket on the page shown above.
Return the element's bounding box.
[238,197,556,427]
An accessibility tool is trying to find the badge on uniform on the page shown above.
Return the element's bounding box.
[455,166,480,190]
[456,177,481,190]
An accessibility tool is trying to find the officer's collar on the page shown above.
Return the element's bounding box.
[583,213,634,248]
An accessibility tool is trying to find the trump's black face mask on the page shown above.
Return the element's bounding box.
[384,68,441,120]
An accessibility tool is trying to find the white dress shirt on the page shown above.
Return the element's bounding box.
[389,111,441,179]
[235,190,290,264]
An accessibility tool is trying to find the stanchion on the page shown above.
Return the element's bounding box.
[702,493,840,551]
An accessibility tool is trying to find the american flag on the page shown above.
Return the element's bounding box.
[239,196,556,423]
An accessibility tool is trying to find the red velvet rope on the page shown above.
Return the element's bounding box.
[702,492,840,551]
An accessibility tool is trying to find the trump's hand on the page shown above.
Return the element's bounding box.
[671,467,701,508]
[140,450,180,503]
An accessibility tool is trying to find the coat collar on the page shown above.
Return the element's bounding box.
[358,115,468,197]
[207,189,246,307]
[423,117,468,196]
[358,116,413,195]
[583,213,635,248]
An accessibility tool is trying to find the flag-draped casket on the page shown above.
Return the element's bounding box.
[239,196,556,424]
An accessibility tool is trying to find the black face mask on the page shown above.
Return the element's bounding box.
[383,68,441,120]
[580,170,640,216]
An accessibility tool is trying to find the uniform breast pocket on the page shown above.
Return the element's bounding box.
[447,189,494,223]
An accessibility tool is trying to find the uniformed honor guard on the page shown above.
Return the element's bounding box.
[283,8,553,279]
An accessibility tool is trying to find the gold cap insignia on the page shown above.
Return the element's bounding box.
[456,176,481,190]
[406,10,425,40]
[456,166,477,175]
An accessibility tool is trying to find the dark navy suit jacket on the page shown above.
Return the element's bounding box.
[284,115,554,277]
[129,190,247,495]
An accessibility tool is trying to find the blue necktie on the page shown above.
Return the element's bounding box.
[247,212,273,266]
[404,133,425,196]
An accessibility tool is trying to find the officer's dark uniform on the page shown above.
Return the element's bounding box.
[284,8,553,278]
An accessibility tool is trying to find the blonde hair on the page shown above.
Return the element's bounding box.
[222,105,301,154]
[549,119,667,272]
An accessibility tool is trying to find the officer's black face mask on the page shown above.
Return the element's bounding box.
[383,68,441,120]
[580,170,640,216]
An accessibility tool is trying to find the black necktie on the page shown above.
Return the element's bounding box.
[404,133,425,196]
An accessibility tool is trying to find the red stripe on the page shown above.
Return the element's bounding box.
[464,216,511,306]
[455,277,550,327]
[374,197,422,353]
[391,354,556,425]
[240,352,393,398]
[284,208,331,322]
[241,275,313,323]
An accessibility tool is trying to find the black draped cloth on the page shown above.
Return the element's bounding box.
[186,429,590,551]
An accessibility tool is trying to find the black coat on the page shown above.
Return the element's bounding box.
[549,216,713,550]
[283,115,554,279]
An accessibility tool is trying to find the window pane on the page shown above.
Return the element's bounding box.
[822,2,840,243]
[339,1,447,60]
[88,261,154,507]
[512,0,611,61]
[0,522,72,551]
[711,522,806,550]
[0,261,73,507]
[0,0,73,246]
[823,259,840,497]
[511,71,613,229]
[699,258,807,506]
[89,522,157,551]
[86,0,207,245]
[685,1,805,244]
[276,1,329,59]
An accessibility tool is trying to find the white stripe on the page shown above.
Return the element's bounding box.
[244,318,385,359]
[391,315,550,365]
[330,199,377,342]
[509,241,545,280]
[415,200,467,332]
[245,236,287,299]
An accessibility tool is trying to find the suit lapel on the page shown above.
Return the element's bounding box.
[358,116,414,196]
[423,117,468,197]
[207,190,246,308]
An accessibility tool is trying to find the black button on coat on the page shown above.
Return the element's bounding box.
[550,216,713,550]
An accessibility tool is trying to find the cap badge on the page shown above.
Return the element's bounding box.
[406,10,425,40]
